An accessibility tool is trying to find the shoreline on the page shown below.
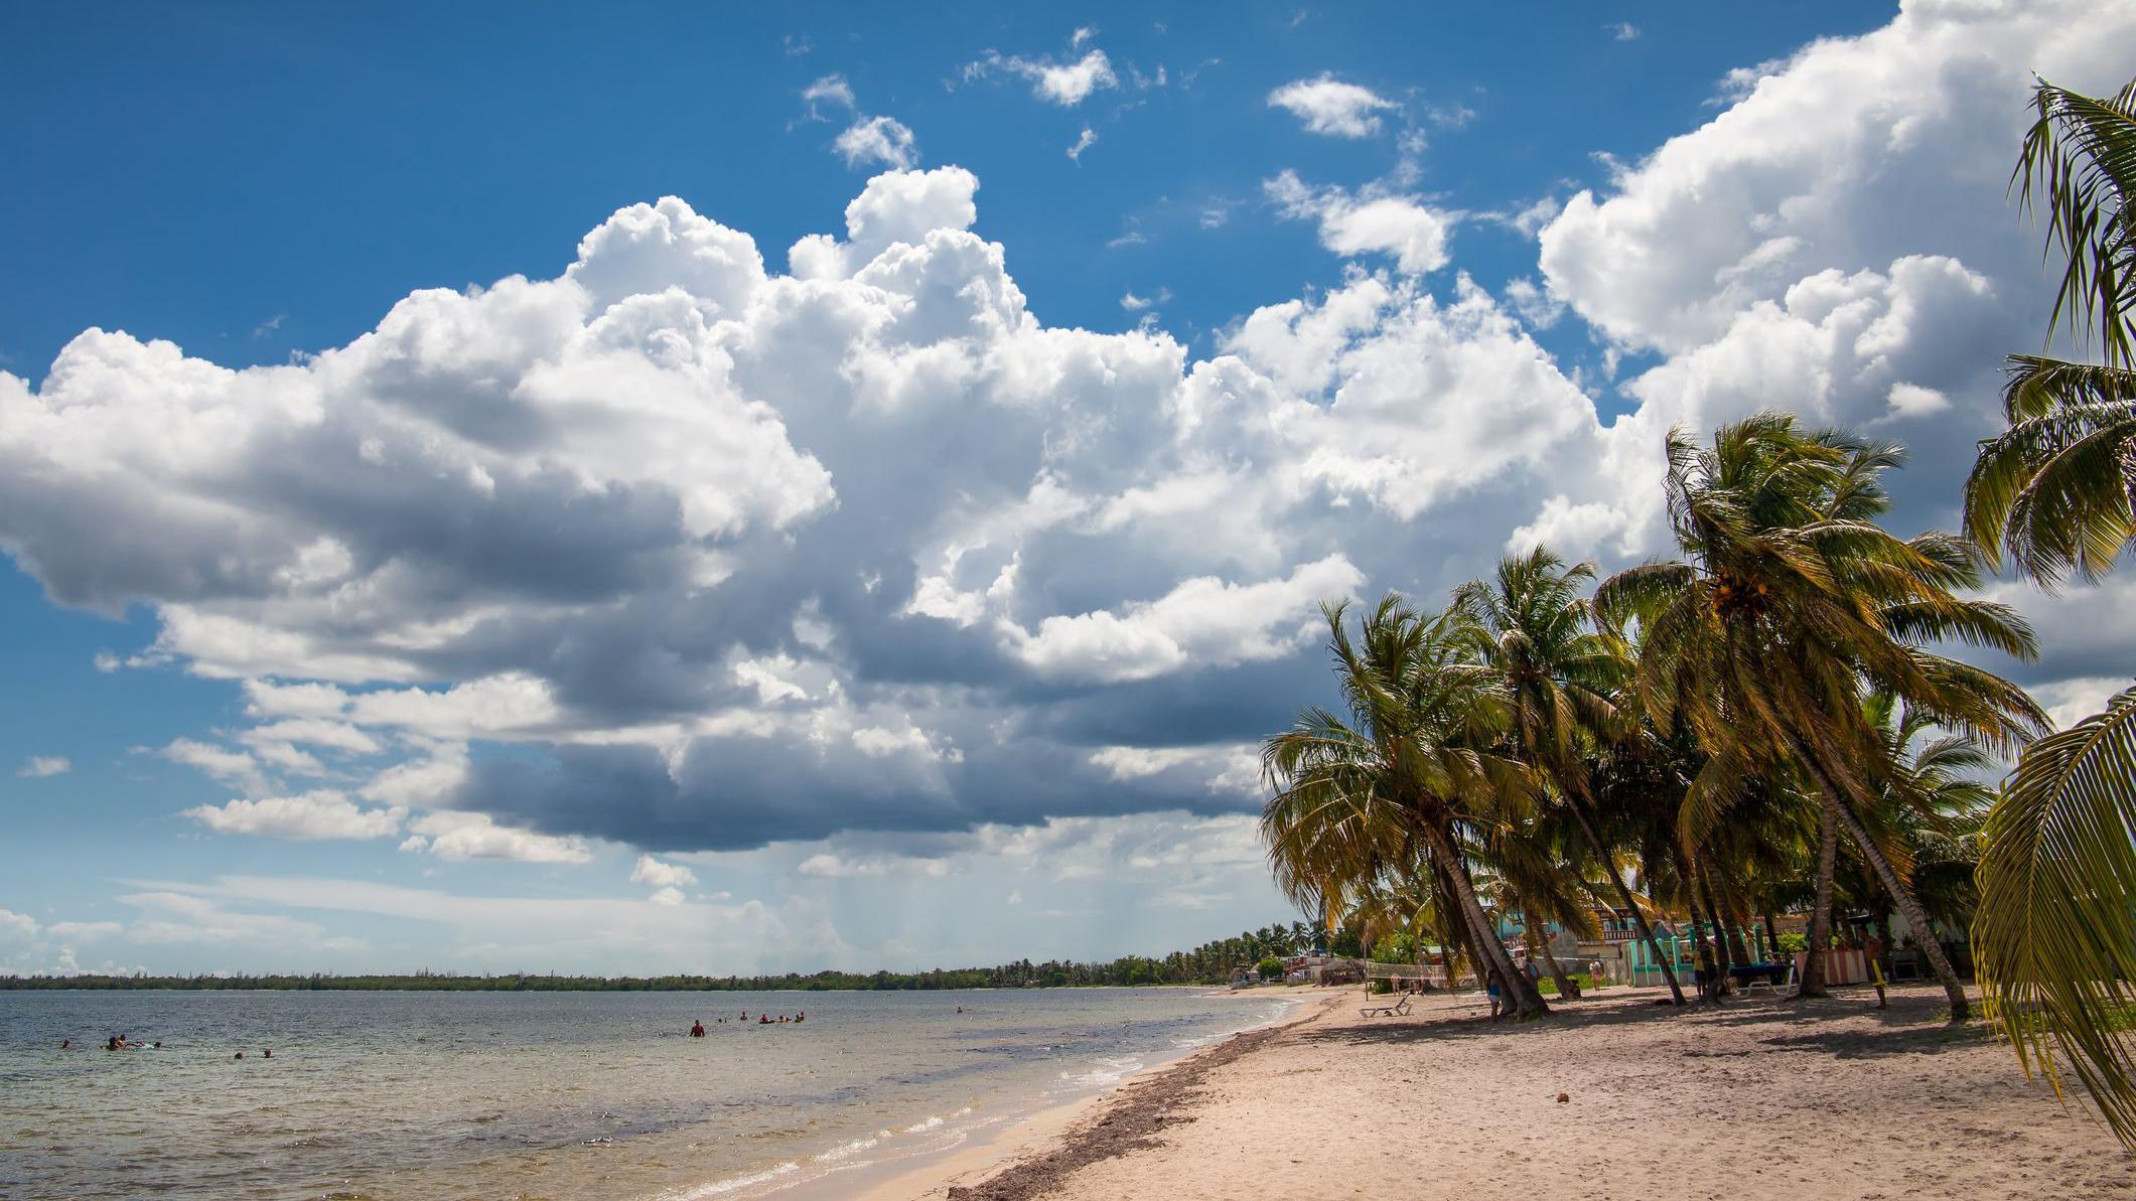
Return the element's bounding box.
[840,982,2130,1201]
[830,989,1344,1201]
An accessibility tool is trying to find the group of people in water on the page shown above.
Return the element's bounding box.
[57,1035,164,1052]
[58,1036,272,1058]
[688,1010,804,1036]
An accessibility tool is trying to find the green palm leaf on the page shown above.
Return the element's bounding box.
[1976,682,2136,1144]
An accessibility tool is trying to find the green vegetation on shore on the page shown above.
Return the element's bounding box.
[0,922,1333,991]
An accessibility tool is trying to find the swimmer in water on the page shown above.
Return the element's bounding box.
[690,1020,706,1038]
[263,1049,272,1059]
[234,1051,245,1060]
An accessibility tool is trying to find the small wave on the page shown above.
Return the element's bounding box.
[812,1135,879,1163]
[903,1115,945,1134]
[1057,1055,1145,1089]
[659,1161,800,1200]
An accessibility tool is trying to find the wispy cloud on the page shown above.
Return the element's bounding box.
[17,755,70,778]
[801,73,856,120]
[962,34,1119,106]
[799,74,918,172]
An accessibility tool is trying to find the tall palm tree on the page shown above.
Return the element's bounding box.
[1599,415,2044,1021]
[1962,75,2136,1147]
[1454,548,1689,1005]
[1262,596,1550,1018]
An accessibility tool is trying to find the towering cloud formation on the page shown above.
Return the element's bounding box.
[4,0,2132,867]
[1523,0,2136,562]
[1,164,1597,853]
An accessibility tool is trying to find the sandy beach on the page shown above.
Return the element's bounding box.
[862,983,2135,1201]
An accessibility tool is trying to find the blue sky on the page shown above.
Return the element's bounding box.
[3,0,2132,976]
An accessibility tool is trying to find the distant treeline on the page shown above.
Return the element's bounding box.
[0,923,1337,991]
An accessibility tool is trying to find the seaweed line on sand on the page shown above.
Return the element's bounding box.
[945,996,1338,1201]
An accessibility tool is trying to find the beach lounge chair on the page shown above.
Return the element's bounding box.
[1736,962,1795,995]
[1359,994,1415,1019]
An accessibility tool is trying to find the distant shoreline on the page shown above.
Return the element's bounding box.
[0,973,1304,993]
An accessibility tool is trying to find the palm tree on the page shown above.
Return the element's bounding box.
[1472,805,1607,998]
[1821,694,1998,977]
[1961,75,2136,1147]
[1599,415,2043,1022]
[1453,548,1689,1005]
[1964,79,2136,585]
[1262,596,1550,1018]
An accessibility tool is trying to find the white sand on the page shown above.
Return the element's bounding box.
[864,983,2135,1201]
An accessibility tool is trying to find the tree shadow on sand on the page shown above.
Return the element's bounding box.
[1295,989,1991,1058]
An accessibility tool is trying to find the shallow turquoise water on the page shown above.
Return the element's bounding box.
[0,988,1296,1200]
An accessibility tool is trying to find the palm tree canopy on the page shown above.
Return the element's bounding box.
[1976,683,2136,1144]
[1599,415,2043,802]
[1965,79,2136,584]
[1965,75,2136,1148]
[1259,597,1532,928]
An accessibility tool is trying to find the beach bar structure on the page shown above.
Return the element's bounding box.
[1594,927,1888,988]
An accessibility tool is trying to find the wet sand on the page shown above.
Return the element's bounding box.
[860,982,2135,1201]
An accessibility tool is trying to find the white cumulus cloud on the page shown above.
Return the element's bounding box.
[835,115,918,171]
[1267,75,1397,138]
[1265,170,1453,275]
[631,854,699,889]
[183,791,404,840]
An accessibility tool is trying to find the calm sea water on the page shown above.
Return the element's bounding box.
[0,988,1297,1200]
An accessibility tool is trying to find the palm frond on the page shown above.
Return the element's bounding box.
[2014,79,2136,368]
[1975,681,2136,1146]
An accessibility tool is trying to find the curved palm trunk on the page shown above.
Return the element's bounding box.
[1427,858,1478,989]
[1423,819,1548,1018]
[1715,880,1753,967]
[1796,802,1838,998]
[1523,909,1578,998]
[1673,844,1725,1003]
[1783,731,1972,1020]
[1822,788,1971,1021]
[1685,889,1724,1003]
[1696,860,1739,991]
[1565,794,1686,1005]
